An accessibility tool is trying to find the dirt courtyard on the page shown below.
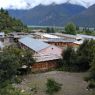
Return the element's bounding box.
[16,71,91,95]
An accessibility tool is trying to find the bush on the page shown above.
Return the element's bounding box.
[60,40,95,72]
[0,84,30,95]
[14,76,22,84]
[88,80,95,89]
[84,76,91,82]
[46,79,62,95]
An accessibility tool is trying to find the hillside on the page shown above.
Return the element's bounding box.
[68,4,95,27]
[8,3,86,26]
[0,8,28,33]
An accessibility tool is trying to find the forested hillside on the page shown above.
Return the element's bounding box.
[0,8,28,33]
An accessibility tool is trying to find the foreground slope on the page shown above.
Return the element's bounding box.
[15,71,90,95]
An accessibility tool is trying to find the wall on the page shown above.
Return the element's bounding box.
[32,60,57,72]
[46,42,79,48]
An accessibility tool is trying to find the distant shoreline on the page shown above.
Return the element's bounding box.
[28,25,64,29]
[28,25,95,30]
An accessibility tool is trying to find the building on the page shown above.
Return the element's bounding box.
[40,33,60,39]
[31,33,60,39]
[42,33,84,48]
[54,33,77,40]
[31,29,46,33]
[0,32,5,42]
[77,34,95,40]
[31,33,81,48]
[0,41,4,51]
[18,36,62,72]
[40,38,83,48]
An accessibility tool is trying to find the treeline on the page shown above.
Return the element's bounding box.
[59,39,95,88]
[0,8,28,33]
[46,27,55,33]
[79,27,95,36]
[46,23,95,36]
[63,23,95,36]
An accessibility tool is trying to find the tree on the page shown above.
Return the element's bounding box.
[51,27,55,33]
[77,40,95,71]
[86,54,95,89]
[64,23,77,35]
[61,47,77,71]
[76,25,79,31]
[20,49,35,72]
[0,46,35,86]
[0,46,35,94]
[60,40,95,72]
[0,47,21,84]
[0,8,28,33]
[46,27,51,33]
[89,56,95,80]
[0,8,8,15]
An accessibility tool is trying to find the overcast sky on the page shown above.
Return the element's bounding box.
[0,0,95,9]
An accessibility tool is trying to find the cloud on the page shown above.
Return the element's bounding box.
[0,0,28,9]
[0,0,95,9]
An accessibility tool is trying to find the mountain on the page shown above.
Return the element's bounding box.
[8,3,86,26]
[67,4,95,27]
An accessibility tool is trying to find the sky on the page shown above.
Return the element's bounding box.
[0,0,95,9]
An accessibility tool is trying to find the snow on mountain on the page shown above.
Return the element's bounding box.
[0,0,95,9]
[68,0,95,8]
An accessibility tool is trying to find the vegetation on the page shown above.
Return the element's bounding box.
[61,47,77,71]
[29,24,95,36]
[86,54,95,90]
[46,79,62,95]
[59,39,95,91]
[0,8,28,33]
[0,47,21,86]
[88,80,95,89]
[60,39,95,72]
[0,84,30,95]
[19,49,35,73]
[78,27,95,36]
[89,57,95,80]
[0,45,35,95]
[64,23,77,35]
[46,27,55,33]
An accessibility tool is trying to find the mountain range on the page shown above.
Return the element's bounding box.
[68,4,95,27]
[8,3,95,27]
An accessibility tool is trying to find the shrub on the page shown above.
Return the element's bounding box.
[88,80,95,89]
[84,76,91,82]
[46,79,62,95]
[0,84,30,95]
[14,76,22,84]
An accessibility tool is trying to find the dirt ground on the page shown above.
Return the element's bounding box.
[15,71,91,95]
